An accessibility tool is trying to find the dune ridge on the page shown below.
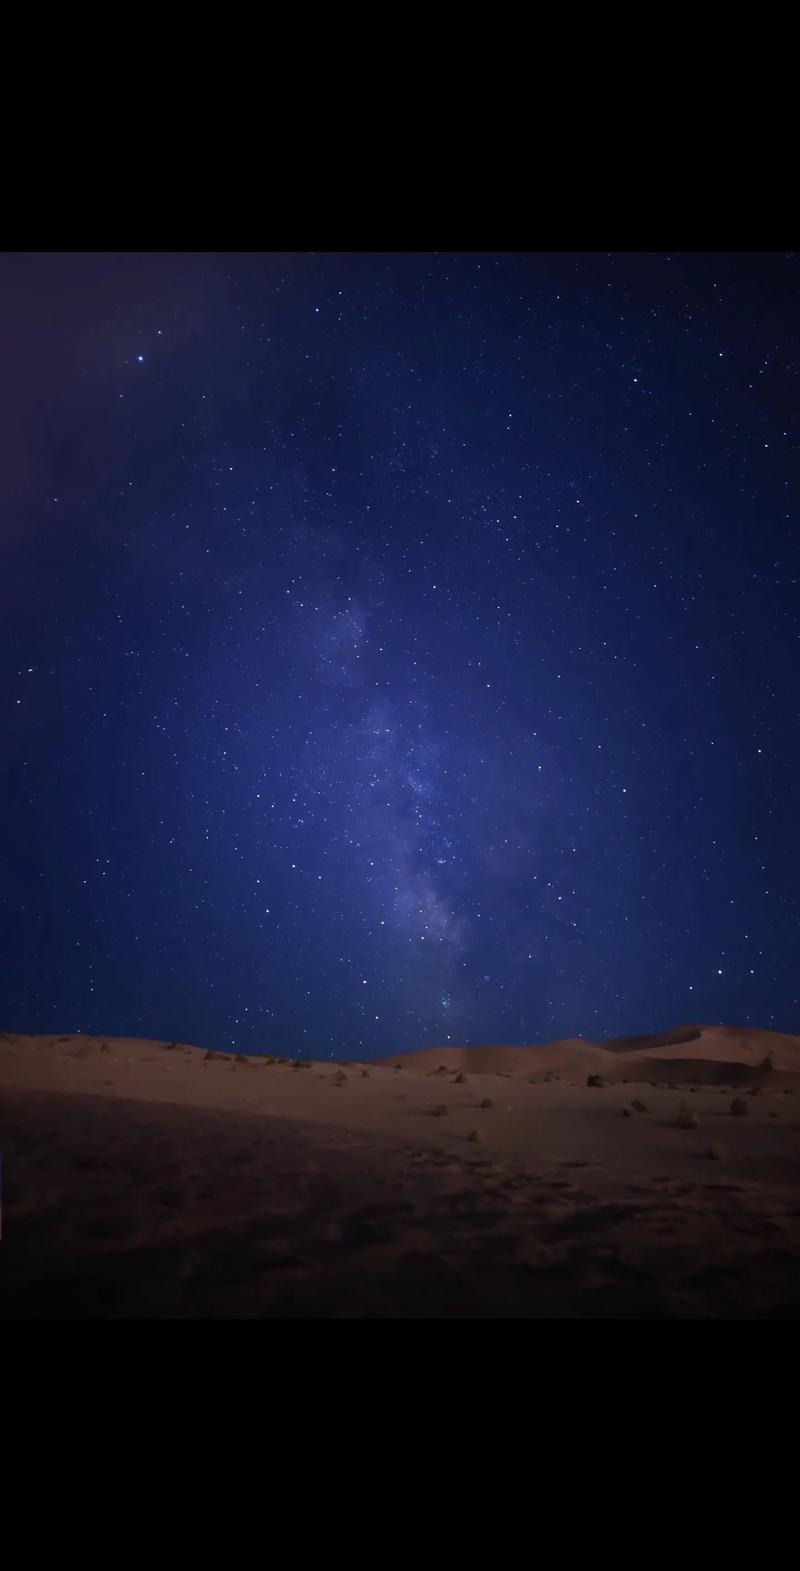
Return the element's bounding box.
[376,1025,800,1080]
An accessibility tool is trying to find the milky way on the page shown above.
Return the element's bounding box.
[1,251,797,1057]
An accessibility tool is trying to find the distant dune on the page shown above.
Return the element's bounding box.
[601,1025,705,1053]
[375,1025,800,1082]
[372,1040,615,1078]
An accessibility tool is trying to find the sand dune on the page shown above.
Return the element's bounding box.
[377,1026,800,1081]
[2,1027,800,1317]
[371,1040,613,1078]
[602,1025,705,1054]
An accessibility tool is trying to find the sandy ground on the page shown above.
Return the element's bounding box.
[2,1030,800,1317]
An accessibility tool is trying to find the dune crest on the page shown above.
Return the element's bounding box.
[376,1025,800,1080]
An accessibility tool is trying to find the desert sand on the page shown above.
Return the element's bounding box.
[2,1026,800,1317]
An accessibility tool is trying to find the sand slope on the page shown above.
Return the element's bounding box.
[2,1028,800,1317]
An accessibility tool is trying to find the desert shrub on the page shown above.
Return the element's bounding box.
[236,1053,249,1064]
[621,1108,632,1117]
[431,1103,448,1116]
[705,1144,724,1161]
[454,1071,466,1083]
[479,1097,493,1109]
[263,1054,276,1065]
[675,1098,698,1129]
[730,1097,748,1117]
[631,1100,648,1114]
[333,1070,347,1086]
[587,1074,609,1088]
[361,1068,370,1078]
[467,1127,484,1143]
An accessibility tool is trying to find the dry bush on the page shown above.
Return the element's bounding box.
[675,1098,698,1129]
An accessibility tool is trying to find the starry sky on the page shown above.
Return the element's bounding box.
[2,251,798,1059]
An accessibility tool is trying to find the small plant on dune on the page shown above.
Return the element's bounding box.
[291,1058,312,1069]
[277,1057,289,1064]
[204,1050,219,1061]
[467,1127,484,1143]
[675,1098,698,1129]
[730,1097,748,1117]
[437,1065,448,1074]
[235,1053,249,1064]
[431,1103,449,1116]
[263,1054,276,1065]
[100,1043,110,1053]
[705,1144,724,1161]
[454,1071,466,1083]
[631,1100,648,1114]
[621,1108,632,1118]
[479,1097,493,1109]
[361,1068,370,1078]
[587,1074,609,1088]
[333,1069,348,1086]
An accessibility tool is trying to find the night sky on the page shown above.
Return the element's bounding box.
[2,251,798,1059]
